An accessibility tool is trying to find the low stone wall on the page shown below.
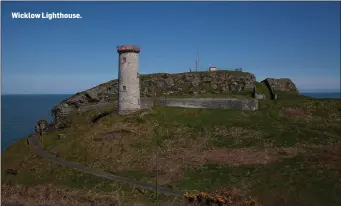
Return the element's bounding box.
[158,98,258,110]
[140,98,154,109]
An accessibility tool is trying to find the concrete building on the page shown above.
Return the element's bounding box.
[117,45,141,115]
[209,66,217,72]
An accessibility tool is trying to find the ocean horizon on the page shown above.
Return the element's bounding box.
[1,92,340,151]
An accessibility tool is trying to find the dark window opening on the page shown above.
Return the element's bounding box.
[123,86,126,91]
[122,57,126,63]
[137,72,139,78]
[138,99,140,105]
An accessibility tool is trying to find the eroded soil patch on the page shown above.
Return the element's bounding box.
[282,107,310,118]
[140,146,305,186]
[310,146,341,169]
[203,148,277,165]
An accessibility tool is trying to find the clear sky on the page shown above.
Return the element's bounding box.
[2,1,340,94]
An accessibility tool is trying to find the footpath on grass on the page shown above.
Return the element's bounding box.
[28,133,185,197]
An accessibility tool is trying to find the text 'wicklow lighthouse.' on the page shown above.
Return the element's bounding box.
[117,45,141,115]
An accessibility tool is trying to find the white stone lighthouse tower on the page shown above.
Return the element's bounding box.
[117,45,141,115]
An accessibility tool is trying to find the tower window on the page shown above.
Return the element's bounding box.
[123,86,126,91]
[137,72,139,78]
[138,99,140,105]
[122,57,126,63]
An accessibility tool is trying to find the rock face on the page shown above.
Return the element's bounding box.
[139,71,256,97]
[51,82,118,124]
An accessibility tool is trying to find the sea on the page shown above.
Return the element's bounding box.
[1,92,340,151]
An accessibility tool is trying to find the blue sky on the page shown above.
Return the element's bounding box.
[2,2,340,94]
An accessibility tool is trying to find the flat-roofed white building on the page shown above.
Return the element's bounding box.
[209,66,217,72]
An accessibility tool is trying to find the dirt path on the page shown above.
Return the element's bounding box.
[28,133,185,197]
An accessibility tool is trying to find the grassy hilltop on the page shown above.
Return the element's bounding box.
[2,95,340,205]
[1,71,340,205]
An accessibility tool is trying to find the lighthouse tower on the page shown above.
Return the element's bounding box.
[116,45,141,115]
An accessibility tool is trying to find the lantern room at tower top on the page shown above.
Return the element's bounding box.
[117,45,141,54]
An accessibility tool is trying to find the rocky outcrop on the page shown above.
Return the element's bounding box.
[261,78,299,99]
[261,78,298,93]
[51,71,256,124]
[35,120,49,134]
[51,71,299,126]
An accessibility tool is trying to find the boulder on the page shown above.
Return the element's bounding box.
[261,78,299,100]
[35,119,49,134]
[261,78,298,93]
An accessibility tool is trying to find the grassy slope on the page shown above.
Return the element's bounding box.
[2,96,340,205]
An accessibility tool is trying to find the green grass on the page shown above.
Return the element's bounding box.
[269,99,340,138]
[1,139,181,205]
[276,91,302,100]
[144,103,339,149]
[176,154,340,206]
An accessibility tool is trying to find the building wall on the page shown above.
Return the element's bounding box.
[118,52,141,114]
[209,67,217,72]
